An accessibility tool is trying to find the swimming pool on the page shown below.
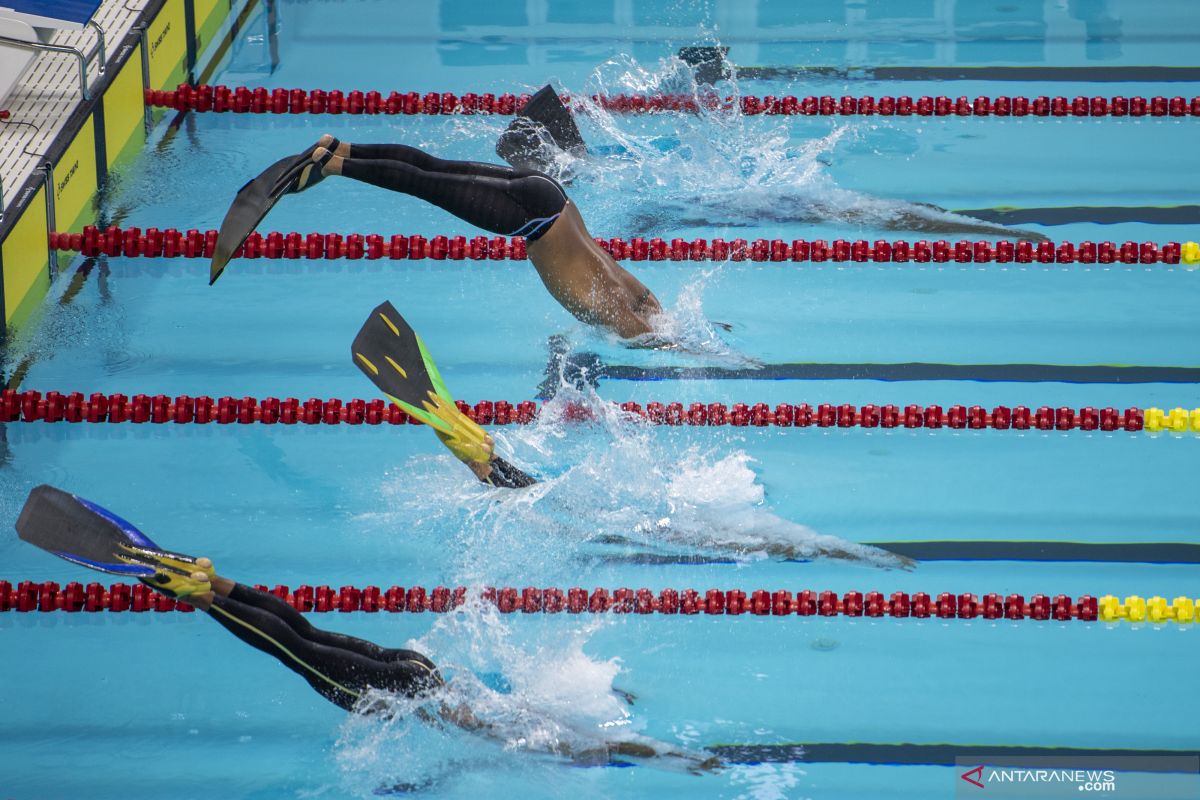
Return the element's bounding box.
[2,1,1198,798]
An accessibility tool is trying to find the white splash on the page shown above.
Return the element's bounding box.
[624,264,762,366]
[332,598,708,796]
[375,386,908,575]
[517,50,1045,241]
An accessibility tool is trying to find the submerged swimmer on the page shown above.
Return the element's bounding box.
[498,84,1050,242]
[211,131,663,340]
[622,195,1053,242]
[15,485,719,774]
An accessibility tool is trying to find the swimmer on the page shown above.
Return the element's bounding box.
[15,485,720,774]
[211,133,663,340]
[498,84,1051,243]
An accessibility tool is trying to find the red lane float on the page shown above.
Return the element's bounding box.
[0,579,1101,621]
[49,226,1188,266]
[0,390,1147,432]
[145,84,1200,119]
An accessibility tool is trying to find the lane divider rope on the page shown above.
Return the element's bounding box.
[49,226,1200,266]
[7,390,1197,433]
[146,84,1200,119]
[3,580,1195,623]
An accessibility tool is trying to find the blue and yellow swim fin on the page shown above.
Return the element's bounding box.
[16,485,215,597]
[16,484,163,577]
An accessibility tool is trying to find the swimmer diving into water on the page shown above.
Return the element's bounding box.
[211,128,663,340]
[498,84,1050,242]
[350,302,907,567]
[15,484,719,774]
[211,83,1042,341]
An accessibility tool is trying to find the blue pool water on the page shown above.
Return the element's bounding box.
[2,1,1199,798]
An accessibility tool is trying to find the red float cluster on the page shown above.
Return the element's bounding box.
[727,93,1200,118]
[47,226,528,262]
[0,580,1101,621]
[0,389,533,426]
[146,85,534,115]
[594,236,1183,265]
[49,226,1186,266]
[615,401,1145,432]
[144,84,1200,119]
[1,390,1146,432]
[0,579,196,613]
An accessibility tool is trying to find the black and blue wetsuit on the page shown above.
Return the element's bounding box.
[207,583,442,712]
[340,143,567,242]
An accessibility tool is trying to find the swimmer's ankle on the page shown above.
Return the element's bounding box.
[209,575,236,597]
[187,591,215,610]
[467,459,493,482]
[314,147,343,176]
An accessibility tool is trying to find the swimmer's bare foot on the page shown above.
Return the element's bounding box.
[282,142,336,194]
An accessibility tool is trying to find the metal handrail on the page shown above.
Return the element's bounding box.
[0,36,90,99]
[0,20,107,101]
[85,20,106,75]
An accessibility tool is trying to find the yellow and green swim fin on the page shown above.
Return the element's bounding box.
[351,301,535,488]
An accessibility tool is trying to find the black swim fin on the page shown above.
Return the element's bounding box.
[210,143,333,284]
[351,301,536,488]
[678,46,732,84]
[15,484,163,577]
[496,84,587,172]
[351,300,457,431]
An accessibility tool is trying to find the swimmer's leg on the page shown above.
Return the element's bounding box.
[202,585,442,711]
[343,142,517,179]
[325,148,566,240]
[222,583,435,665]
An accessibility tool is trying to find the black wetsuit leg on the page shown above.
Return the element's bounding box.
[226,584,401,660]
[347,143,515,179]
[207,584,442,712]
[339,145,567,242]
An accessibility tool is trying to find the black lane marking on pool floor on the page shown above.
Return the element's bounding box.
[953,205,1200,226]
[590,541,1200,566]
[711,743,1200,767]
[585,553,741,566]
[593,362,1200,384]
[872,541,1200,564]
[734,65,1200,83]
